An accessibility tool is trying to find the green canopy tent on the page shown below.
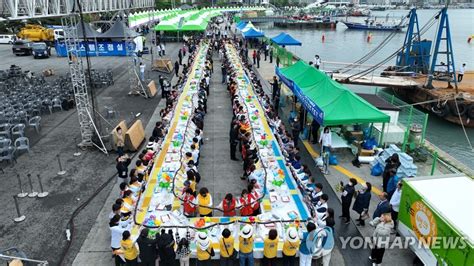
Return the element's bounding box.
[180,19,208,31]
[276,60,390,127]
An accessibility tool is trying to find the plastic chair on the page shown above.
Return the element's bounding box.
[0,138,11,150]
[0,123,11,138]
[42,99,53,115]
[28,116,41,133]
[52,98,63,112]
[14,137,29,155]
[0,146,16,164]
[16,110,28,124]
[11,124,25,139]
[104,106,118,119]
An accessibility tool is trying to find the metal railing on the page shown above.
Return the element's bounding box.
[0,253,48,265]
[375,89,429,148]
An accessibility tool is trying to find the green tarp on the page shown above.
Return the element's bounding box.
[278,61,390,126]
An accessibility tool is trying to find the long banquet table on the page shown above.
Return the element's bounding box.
[128,42,312,258]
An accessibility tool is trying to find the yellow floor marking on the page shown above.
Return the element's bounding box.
[302,140,383,196]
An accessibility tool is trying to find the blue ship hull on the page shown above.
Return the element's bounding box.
[342,22,403,31]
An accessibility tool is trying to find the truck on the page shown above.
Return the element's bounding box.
[398,174,473,266]
[17,24,54,45]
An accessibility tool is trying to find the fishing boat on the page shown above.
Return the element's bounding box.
[342,21,404,31]
[370,6,387,11]
[342,15,406,31]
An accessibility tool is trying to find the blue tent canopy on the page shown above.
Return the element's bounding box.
[236,21,247,30]
[242,28,264,39]
[271,32,302,46]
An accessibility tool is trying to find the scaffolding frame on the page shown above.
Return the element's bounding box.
[61,14,107,154]
[123,13,148,98]
[3,0,154,20]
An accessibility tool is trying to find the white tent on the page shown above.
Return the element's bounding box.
[241,21,256,33]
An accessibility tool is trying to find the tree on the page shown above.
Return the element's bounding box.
[155,0,173,9]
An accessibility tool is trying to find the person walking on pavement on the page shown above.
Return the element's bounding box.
[239,224,255,266]
[178,49,183,65]
[389,182,402,231]
[309,119,320,144]
[160,43,165,56]
[372,192,390,220]
[252,50,257,65]
[458,63,466,82]
[264,44,269,61]
[120,231,139,265]
[175,61,180,77]
[230,123,239,161]
[282,227,300,266]
[157,230,176,266]
[159,75,165,98]
[271,76,280,100]
[139,62,145,81]
[340,178,357,224]
[157,43,162,57]
[256,50,261,68]
[314,55,321,69]
[382,154,400,192]
[136,228,158,266]
[353,182,372,226]
[319,127,332,153]
[369,213,394,266]
[273,94,280,113]
[299,222,316,266]
[291,117,301,147]
[221,63,227,84]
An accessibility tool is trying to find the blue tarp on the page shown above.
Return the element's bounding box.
[243,28,264,39]
[271,32,302,46]
[275,66,324,124]
[236,21,247,30]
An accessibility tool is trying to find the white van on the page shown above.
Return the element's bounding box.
[54,29,64,40]
[0,34,15,44]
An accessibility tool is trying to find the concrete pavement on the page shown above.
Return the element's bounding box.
[0,40,181,265]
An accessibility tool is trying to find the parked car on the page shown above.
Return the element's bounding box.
[0,34,15,44]
[12,40,32,55]
[31,42,51,58]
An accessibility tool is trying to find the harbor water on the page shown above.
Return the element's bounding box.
[259,9,474,169]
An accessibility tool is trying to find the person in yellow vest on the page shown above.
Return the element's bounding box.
[194,187,213,217]
[119,230,139,265]
[120,190,134,217]
[239,224,254,266]
[282,227,301,266]
[196,231,214,265]
[263,229,279,266]
[220,228,235,265]
[135,160,146,175]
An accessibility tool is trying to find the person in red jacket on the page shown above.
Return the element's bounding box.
[239,189,254,216]
[218,193,238,217]
[248,184,262,216]
[182,188,196,217]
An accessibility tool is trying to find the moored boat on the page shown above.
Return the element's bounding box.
[342,21,404,31]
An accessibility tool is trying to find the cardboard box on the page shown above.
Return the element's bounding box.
[360,148,375,156]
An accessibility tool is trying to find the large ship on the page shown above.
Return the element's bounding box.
[384,8,474,127]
